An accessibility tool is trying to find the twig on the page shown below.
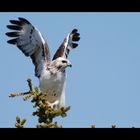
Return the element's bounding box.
[9,79,33,98]
[9,92,30,97]
[27,79,33,91]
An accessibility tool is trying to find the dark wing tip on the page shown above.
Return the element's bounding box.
[72,43,78,48]
[7,25,22,30]
[18,17,31,24]
[9,20,22,25]
[72,29,78,33]
[71,29,80,42]
[7,38,17,44]
[5,32,19,37]
[72,36,80,41]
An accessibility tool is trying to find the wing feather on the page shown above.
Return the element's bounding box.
[6,17,51,77]
[53,29,80,60]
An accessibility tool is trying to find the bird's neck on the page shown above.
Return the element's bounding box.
[47,65,65,75]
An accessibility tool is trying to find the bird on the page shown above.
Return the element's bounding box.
[6,17,80,109]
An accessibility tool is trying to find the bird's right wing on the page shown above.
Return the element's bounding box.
[6,17,51,77]
[52,29,80,60]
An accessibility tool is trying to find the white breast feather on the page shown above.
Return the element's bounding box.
[39,70,66,108]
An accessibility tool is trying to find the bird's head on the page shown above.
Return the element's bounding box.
[52,57,72,71]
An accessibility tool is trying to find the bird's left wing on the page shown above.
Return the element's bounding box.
[6,17,51,78]
[52,29,80,60]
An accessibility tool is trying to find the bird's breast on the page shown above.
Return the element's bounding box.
[39,71,66,103]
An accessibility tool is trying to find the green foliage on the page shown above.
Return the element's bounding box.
[9,79,70,128]
[15,116,26,128]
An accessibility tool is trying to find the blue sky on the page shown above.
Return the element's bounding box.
[1,12,140,128]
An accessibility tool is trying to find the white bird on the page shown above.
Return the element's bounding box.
[6,17,80,109]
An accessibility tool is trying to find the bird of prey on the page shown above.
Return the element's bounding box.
[6,17,80,109]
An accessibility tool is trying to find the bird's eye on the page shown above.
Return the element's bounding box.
[62,60,67,63]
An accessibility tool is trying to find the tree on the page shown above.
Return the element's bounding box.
[9,79,70,128]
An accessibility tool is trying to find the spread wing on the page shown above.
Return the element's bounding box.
[6,17,51,78]
[52,29,80,60]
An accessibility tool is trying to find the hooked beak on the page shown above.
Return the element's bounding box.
[69,64,72,67]
[67,63,72,68]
